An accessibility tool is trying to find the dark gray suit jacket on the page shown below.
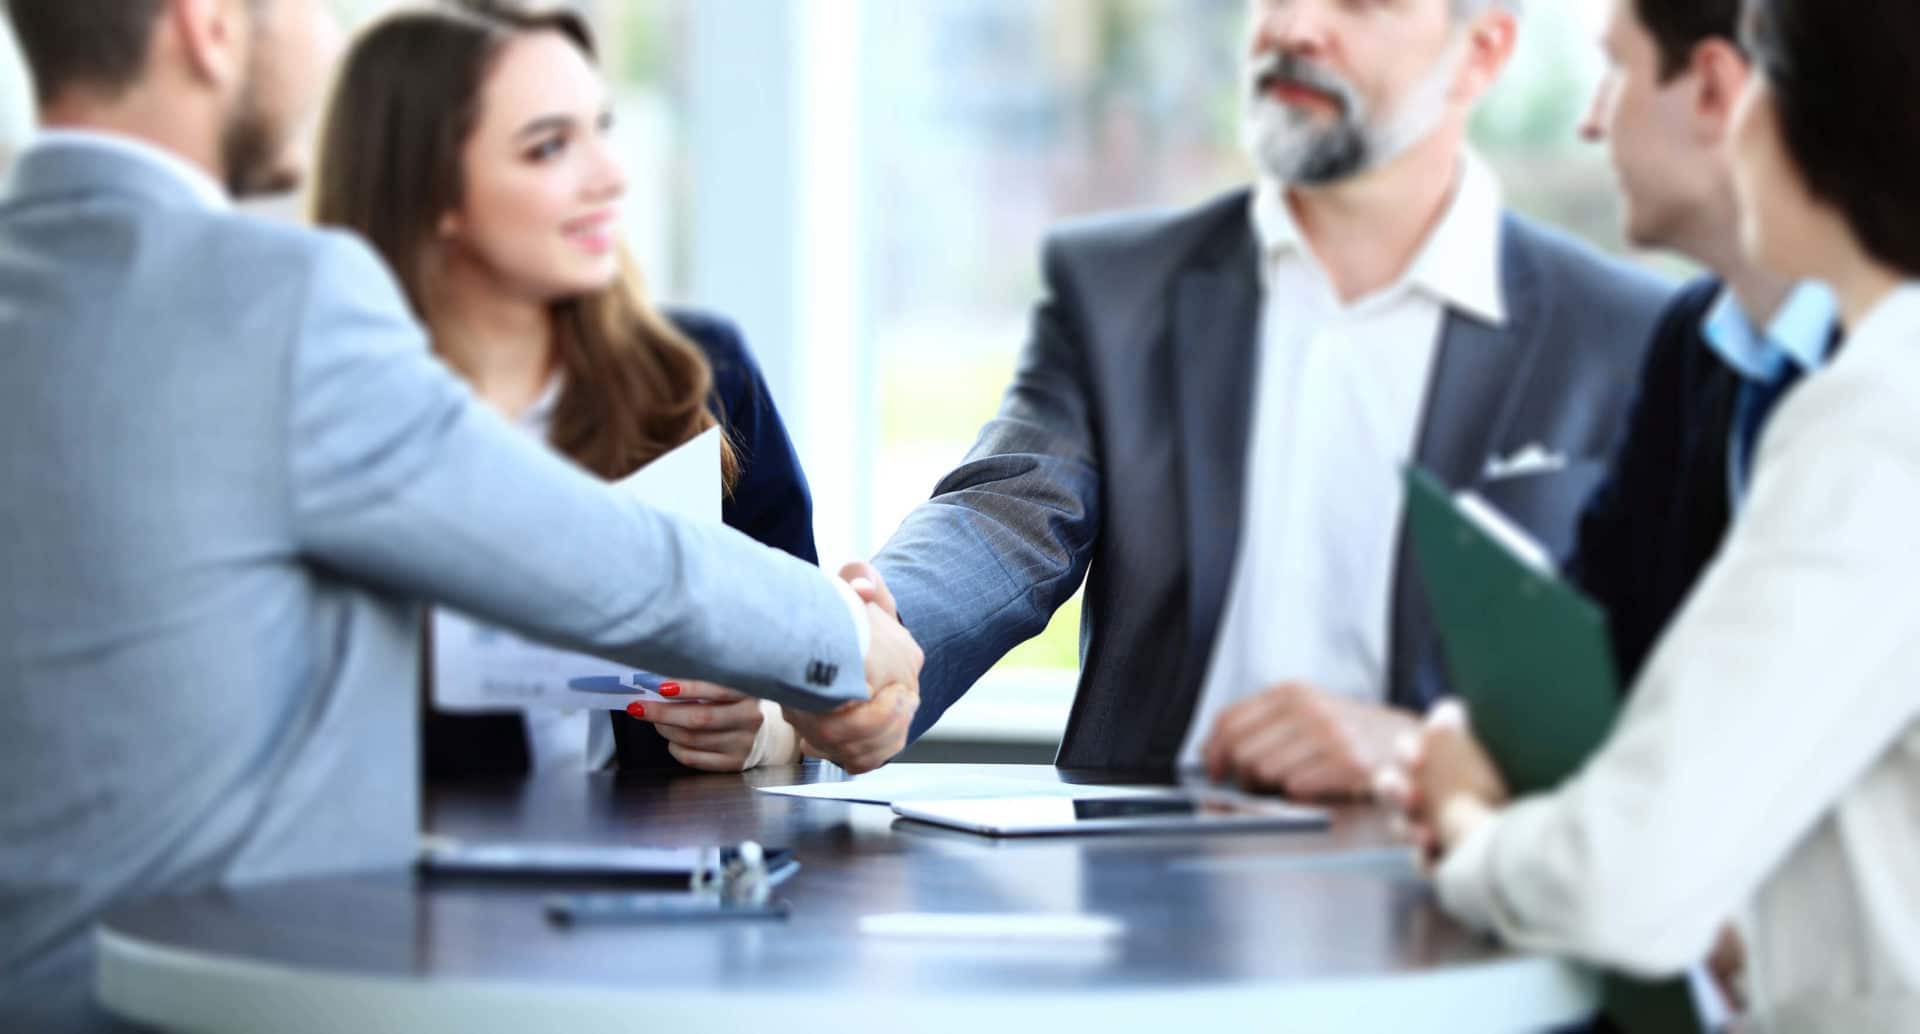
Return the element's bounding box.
[874,188,1672,769]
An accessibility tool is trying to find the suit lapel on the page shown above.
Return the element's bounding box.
[1161,227,1262,744]
[1414,318,1524,487]
[1413,219,1548,486]
[1387,215,1543,709]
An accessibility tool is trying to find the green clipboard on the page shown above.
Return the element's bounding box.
[1404,466,1704,1034]
[1402,466,1620,794]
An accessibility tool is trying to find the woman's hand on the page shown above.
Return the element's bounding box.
[627,681,795,772]
[1378,700,1510,867]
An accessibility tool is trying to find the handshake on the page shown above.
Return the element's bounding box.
[781,562,924,775]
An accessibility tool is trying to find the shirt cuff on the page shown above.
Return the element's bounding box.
[743,701,802,769]
[829,574,870,659]
[1436,808,1507,936]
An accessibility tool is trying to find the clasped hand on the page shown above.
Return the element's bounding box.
[1374,700,1509,866]
[781,562,924,775]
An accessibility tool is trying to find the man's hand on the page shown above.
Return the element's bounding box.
[785,564,922,775]
[1200,681,1420,800]
[840,561,917,696]
[839,561,898,619]
[624,681,770,772]
[785,678,918,775]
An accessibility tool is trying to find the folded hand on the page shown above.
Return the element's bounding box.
[1201,681,1420,801]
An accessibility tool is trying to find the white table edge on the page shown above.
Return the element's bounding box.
[95,924,1600,1034]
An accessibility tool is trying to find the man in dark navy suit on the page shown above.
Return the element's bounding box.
[1561,1,1839,1025]
[1568,0,1837,688]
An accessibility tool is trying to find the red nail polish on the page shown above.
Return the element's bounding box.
[660,682,682,698]
[626,702,647,719]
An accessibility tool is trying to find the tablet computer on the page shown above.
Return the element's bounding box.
[890,794,1329,838]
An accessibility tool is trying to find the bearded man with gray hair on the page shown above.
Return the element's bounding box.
[853,0,1671,794]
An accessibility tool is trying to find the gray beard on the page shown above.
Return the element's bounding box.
[1242,101,1373,186]
[1240,41,1462,187]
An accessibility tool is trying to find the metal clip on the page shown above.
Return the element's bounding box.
[690,841,773,906]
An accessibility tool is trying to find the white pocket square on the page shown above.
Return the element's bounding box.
[1482,442,1569,481]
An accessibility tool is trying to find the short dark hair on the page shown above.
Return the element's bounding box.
[1744,0,1920,276]
[1634,0,1744,82]
[3,0,168,106]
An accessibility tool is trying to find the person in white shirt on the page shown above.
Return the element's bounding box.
[1388,0,1920,1027]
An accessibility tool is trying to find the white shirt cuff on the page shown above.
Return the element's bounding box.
[743,701,802,769]
[830,574,870,659]
[1436,807,1507,935]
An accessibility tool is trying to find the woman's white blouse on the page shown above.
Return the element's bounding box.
[1437,285,1920,1032]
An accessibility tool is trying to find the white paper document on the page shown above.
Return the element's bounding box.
[431,428,723,714]
[755,767,1178,806]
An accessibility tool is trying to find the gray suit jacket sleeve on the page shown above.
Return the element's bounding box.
[876,243,1102,738]
[284,232,865,712]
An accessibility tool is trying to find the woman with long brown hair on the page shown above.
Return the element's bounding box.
[312,2,816,778]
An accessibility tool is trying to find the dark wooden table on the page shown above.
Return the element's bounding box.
[96,764,1596,1032]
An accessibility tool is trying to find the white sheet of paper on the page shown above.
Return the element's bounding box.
[431,427,723,714]
[755,767,1178,806]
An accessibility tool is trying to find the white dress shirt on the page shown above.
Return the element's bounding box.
[1179,154,1507,766]
[1438,285,1920,1033]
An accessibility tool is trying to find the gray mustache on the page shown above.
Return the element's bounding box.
[1249,51,1356,113]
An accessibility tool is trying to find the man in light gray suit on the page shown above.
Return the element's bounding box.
[854,0,1671,793]
[0,1,921,1028]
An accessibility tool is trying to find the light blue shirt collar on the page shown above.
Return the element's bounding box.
[1701,281,1837,382]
